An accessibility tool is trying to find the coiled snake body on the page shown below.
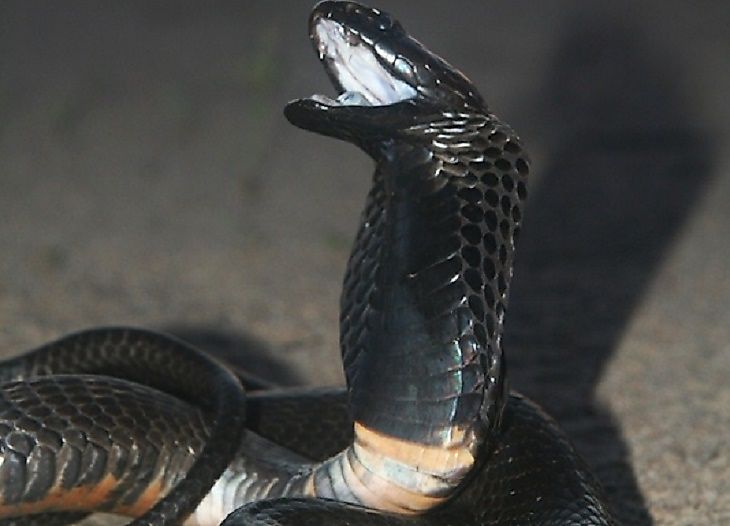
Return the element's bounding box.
[0,2,617,525]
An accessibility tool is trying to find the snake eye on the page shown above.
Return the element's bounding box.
[390,20,405,34]
[376,16,393,31]
[377,14,403,33]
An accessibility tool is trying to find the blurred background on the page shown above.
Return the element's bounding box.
[1,1,728,524]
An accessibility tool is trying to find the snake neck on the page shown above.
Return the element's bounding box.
[330,110,530,512]
[194,111,531,519]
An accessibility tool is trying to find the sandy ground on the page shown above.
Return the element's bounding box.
[1,1,728,525]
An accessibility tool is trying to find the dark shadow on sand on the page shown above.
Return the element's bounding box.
[505,10,713,525]
[164,325,304,388]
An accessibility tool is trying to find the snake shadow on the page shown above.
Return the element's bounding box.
[163,325,304,389]
[504,9,713,526]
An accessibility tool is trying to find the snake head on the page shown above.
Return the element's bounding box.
[285,1,486,150]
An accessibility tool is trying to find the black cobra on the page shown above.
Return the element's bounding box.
[0,2,618,525]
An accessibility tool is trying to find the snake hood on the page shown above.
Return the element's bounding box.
[285,0,487,151]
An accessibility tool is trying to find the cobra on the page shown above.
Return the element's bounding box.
[0,2,617,525]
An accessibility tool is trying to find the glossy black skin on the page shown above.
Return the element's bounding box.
[0,374,210,525]
[0,328,245,525]
[334,113,521,446]
[287,0,520,448]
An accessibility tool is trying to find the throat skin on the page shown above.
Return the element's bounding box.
[344,139,489,451]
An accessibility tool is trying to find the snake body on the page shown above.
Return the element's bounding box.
[0,329,246,525]
[0,1,617,525]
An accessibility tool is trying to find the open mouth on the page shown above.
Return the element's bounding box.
[310,17,418,107]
